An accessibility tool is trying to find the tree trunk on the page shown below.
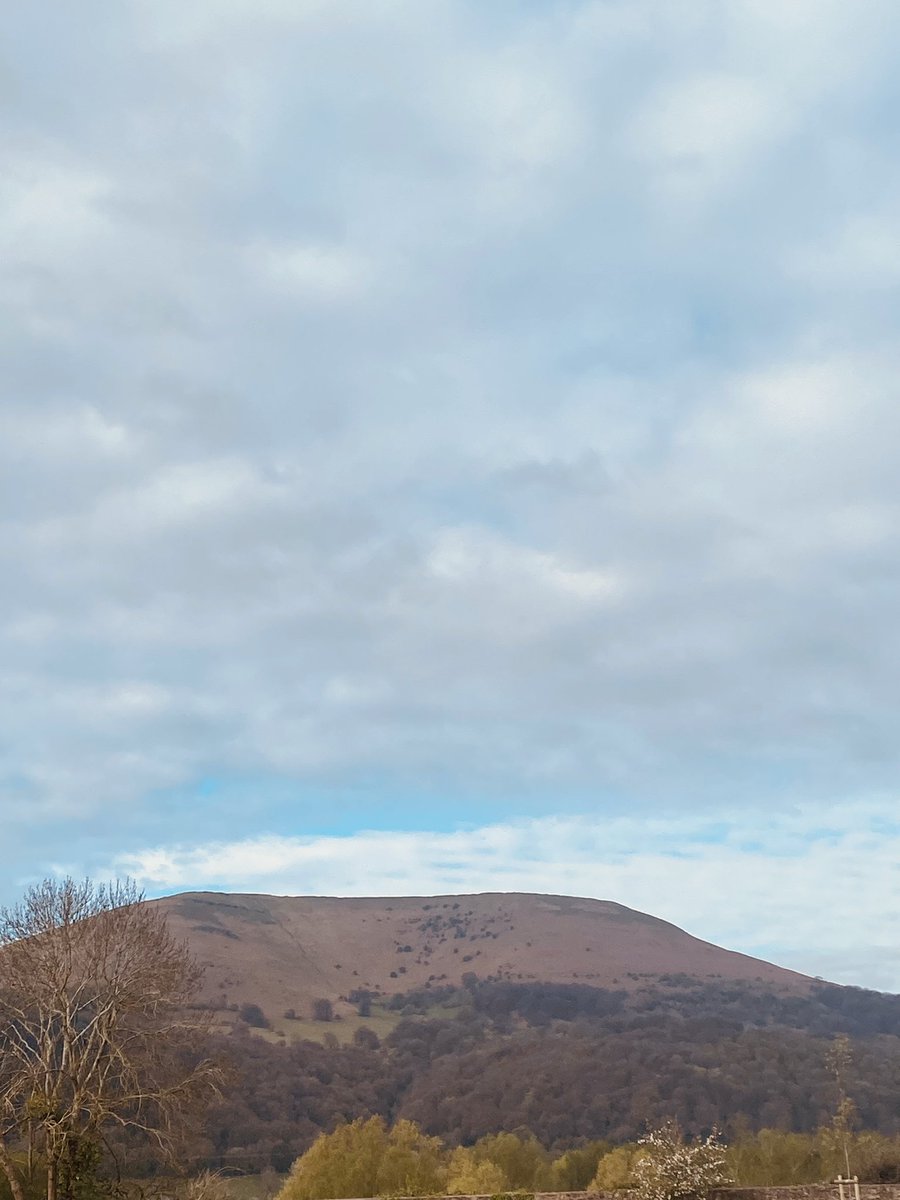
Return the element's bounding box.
[59,1137,79,1200]
[47,1155,58,1200]
[0,1137,27,1200]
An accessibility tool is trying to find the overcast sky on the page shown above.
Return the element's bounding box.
[3,0,900,989]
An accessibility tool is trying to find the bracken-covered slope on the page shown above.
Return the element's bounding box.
[152,890,810,1019]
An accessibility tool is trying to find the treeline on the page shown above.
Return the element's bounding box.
[272,1117,900,1200]
[396,976,900,1038]
[157,978,900,1174]
[275,1119,605,1199]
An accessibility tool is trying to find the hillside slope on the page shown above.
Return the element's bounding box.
[153,890,809,1020]
[134,891,900,1170]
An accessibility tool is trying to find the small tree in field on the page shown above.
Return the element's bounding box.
[0,878,220,1200]
[632,1121,729,1200]
[311,999,333,1023]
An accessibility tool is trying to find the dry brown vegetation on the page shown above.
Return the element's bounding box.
[153,891,809,1026]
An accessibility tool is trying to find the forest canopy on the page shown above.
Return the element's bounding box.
[167,976,900,1177]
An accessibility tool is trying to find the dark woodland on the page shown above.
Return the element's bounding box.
[126,978,900,1177]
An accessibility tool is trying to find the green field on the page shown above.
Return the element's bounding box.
[222,1173,286,1200]
[250,1002,404,1046]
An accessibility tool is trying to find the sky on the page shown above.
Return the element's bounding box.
[3,0,900,990]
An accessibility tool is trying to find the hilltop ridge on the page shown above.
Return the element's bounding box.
[153,889,809,1022]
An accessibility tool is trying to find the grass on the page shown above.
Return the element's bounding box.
[222,1174,285,1200]
[250,1001,405,1046]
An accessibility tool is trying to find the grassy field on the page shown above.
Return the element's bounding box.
[222,1173,285,1200]
[250,1001,405,1046]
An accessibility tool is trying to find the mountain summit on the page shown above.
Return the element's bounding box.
[153,890,809,1020]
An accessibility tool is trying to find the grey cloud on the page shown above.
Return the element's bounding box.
[2,0,900,986]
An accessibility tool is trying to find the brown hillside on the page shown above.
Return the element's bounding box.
[152,891,810,1023]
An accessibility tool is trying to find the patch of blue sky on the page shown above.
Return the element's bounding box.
[655,847,702,860]
[146,771,555,838]
[391,478,521,539]
[867,811,900,837]
[682,821,731,846]
[802,825,852,846]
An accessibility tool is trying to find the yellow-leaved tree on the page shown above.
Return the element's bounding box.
[547,1142,612,1191]
[591,1145,645,1191]
[375,1120,446,1197]
[445,1146,508,1195]
[276,1117,447,1200]
[470,1130,546,1190]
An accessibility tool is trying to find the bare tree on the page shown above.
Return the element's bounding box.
[826,1033,857,1177]
[0,878,221,1200]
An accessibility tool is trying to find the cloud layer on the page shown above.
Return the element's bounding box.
[3,1,900,987]
[116,800,900,990]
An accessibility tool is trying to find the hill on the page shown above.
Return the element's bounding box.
[121,891,900,1175]
[153,890,808,1026]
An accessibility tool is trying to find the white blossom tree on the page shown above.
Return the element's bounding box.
[632,1120,730,1200]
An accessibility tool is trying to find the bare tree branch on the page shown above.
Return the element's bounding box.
[0,879,222,1200]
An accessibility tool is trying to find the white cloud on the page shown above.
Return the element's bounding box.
[115,799,900,990]
[0,405,139,462]
[739,358,875,438]
[634,73,777,169]
[427,528,623,604]
[247,239,373,302]
[136,0,379,47]
[788,212,900,289]
[27,458,278,551]
[0,151,110,261]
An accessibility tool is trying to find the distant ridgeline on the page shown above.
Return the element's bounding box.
[104,974,900,1178]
